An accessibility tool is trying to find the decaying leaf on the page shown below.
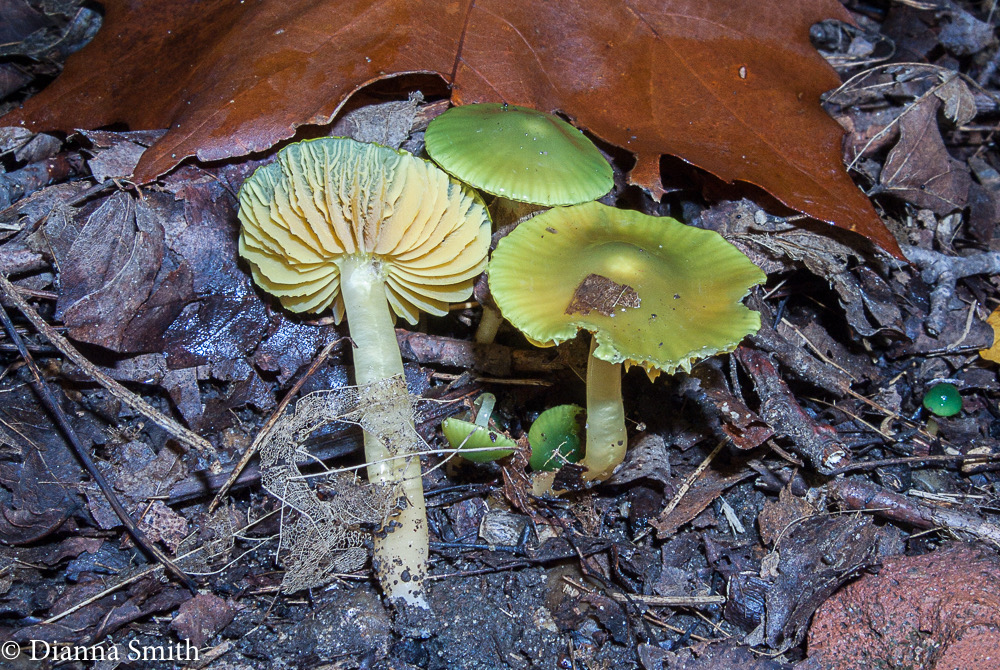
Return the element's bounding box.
[879,93,971,215]
[258,378,417,593]
[0,0,901,256]
[744,514,881,651]
[50,190,192,353]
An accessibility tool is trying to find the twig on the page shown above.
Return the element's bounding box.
[208,338,343,512]
[0,302,197,593]
[0,272,213,454]
[426,540,615,580]
[642,611,717,643]
[828,478,1000,546]
[607,592,726,608]
[562,576,725,608]
[734,345,848,473]
[827,452,1000,475]
[901,245,1000,337]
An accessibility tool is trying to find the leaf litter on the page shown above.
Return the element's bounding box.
[0,1,999,668]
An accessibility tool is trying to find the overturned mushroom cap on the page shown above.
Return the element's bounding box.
[425,103,613,206]
[489,202,766,375]
[238,137,491,323]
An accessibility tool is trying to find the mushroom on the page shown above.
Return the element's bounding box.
[425,103,614,342]
[238,137,490,606]
[488,201,765,481]
[441,393,517,462]
[528,404,585,471]
[922,382,962,417]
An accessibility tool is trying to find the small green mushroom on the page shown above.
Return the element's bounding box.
[489,201,765,482]
[528,404,585,471]
[441,393,517,462]
[425,103,614,343]
[238,137,490,607]
[922,383,962,417]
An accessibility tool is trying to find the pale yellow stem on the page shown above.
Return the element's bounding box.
[581,338,627,481]
[338,255,428,608]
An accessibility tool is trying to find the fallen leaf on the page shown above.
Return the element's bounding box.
[50,191,194,353]
[1,0,901,257]
[880,95,971,215]
[762,514,880,651]
[651,468,749,537]
[169,593,234,648]
[980,306,1000,364]
[757,485,816,547]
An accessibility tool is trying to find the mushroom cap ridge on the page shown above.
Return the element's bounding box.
[488,201,766,375]
[238,137,491,324]
[425,103,613,206]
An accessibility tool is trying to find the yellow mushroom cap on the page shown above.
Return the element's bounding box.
[488,202,766,375]
[237,137,491,324]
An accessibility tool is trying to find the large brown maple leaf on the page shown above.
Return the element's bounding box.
[0,0,902,257]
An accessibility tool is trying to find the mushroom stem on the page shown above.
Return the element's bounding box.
[581,338,627,481]
[338,254,429,608]
[474,304,505,344]
[472,201,545,346]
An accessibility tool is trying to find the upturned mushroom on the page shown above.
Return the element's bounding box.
[489,201,765,482]
[441,392,517,462]
[425,103,614,342]
[238,137,490,606]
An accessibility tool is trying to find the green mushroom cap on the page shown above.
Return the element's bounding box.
[489,201,766,375]
[528,404,585,471]
[922,383,962,417]
[425,103,613,206]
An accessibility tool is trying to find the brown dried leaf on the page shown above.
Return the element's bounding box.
[169,594,234,648]
[757,485,816,547]
[651,469,747,537]
[880,96,971,215]
[1,0,901,256]
[50,191,194,353]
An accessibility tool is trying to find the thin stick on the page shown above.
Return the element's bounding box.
[608,592,725,608]
[562,576,726,608]
[208,338,343,512]
[0,302,197,593]
[0,272,212,454]
[828,452,1000,475]
[640,439,728,540]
